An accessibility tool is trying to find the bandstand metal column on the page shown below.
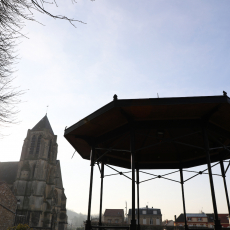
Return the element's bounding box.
[203,127,221,230]
[220,160,230,216]
[99,162,104,226]
[179,168,188,230]
[136,168,140,230]
[85,147,95,230]
[130,131,136,230]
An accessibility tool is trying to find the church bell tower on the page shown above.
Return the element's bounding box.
[13,115,67,229]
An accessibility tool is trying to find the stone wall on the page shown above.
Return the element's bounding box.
[0,182,17,229]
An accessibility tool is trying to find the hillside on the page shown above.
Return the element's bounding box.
[67,209,87,226]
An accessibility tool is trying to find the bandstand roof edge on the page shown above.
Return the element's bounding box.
[64,94,230,170]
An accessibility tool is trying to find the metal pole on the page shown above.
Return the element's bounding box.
[180,168,188,230]
[220,160,230,216]
[130,130,136,230]
[99,162,104,226]
[203,127,221,230]
[136,168,140,230]
[85,147,95,230]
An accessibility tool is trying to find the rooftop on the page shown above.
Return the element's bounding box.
[32,114,54,135]
[104,209,124,217]
[65,94,230,170]
[128,208,161,215]
[186,213,207,217]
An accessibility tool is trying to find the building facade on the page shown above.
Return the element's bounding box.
[0,115,68,230]
[175,213,230,228]
[128,206,162,226]
[175,213,209,228]
[162,219,174,226]
[207,214,230,228]
[103,209,124,224]
[0,182,17,230]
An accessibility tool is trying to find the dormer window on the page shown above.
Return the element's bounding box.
[29,135,36,154]
[35,135,41,155]
[153,211,157,214]
[142,210,146,214]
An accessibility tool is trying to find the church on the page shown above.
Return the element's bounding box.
[0,115,68,230]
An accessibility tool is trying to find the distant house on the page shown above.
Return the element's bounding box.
[218,214,230,228]
[128,206,162,225]
[207,213,230,228]
[175,213,209,228]
[175,213,230,228]
[0,182,17,229]
[162,219,174,226]
[103,209,124,224]
[206,214,215,228]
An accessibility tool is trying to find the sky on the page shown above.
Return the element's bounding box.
[1,0,230,223]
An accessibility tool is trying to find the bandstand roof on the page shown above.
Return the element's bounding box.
[64,94,230,169]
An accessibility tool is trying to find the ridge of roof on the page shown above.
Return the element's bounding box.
[31,115,54,135]
[186,213,207,217]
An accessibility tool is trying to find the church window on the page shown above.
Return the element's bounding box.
[48,140,52,159]
[53,189,58,204]
[35,135,41,155]
[29,135,36,154]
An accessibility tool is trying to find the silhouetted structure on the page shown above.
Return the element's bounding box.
[0,115,68,229]
[128,206,161,226]
[65,93,230,230]
[103,209,124,224]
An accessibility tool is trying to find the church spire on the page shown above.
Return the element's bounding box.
[31,115,54,135]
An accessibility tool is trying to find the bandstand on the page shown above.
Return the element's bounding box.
[64,93,230,230]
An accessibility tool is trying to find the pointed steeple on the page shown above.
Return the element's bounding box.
[31,115,54,135]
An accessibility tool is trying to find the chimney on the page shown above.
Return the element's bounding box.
[146,205,148,209]
[174,215,177,222]
[166,219,168,224]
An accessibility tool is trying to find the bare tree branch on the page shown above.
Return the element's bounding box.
[0,0,87,131]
